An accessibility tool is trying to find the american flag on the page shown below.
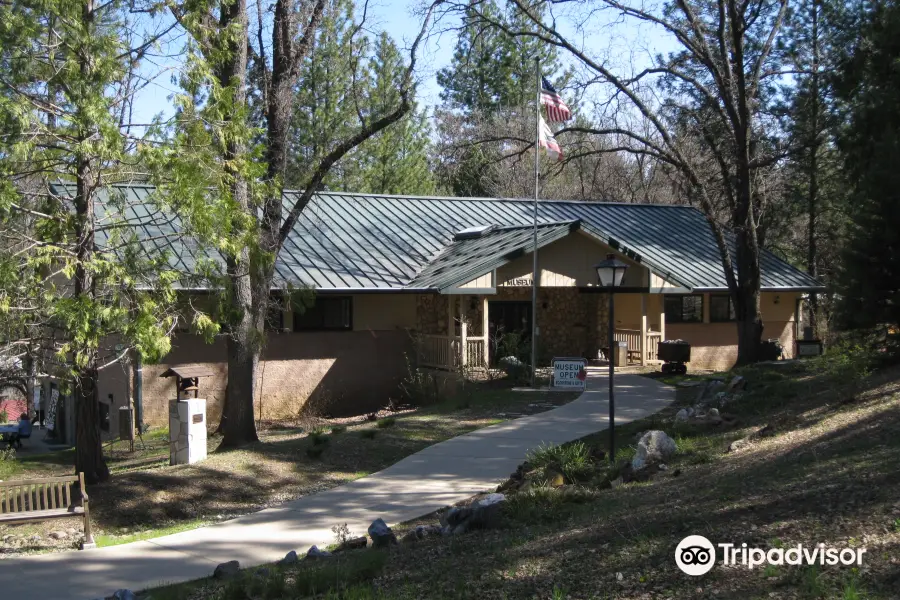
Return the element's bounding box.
[540,76,572,122]
[539,114,563,162]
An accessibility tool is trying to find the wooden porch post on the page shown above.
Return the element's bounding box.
[659,299,666,341]
[447,296,454,370]
[640,294,648,366]
[459,296,468,369]
[482,296,490,368]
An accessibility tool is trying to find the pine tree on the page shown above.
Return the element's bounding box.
[357,33,435,195]
[0,0,188,482]
[288,0,370,190]
[834,0,900,330]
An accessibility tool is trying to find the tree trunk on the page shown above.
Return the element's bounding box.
[806,0,821,337]
[733,139,764,365]
[215,0,257,448]
[75,366,109,483]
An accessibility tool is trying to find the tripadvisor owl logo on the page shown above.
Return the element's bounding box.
[675,535,868,575]
[675,535,716,576]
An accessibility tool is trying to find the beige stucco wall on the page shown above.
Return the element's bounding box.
[666,291,799,371]
[97,294,419,436]
[496,232,648,289]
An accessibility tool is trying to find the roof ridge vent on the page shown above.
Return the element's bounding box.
[453,224,497,241]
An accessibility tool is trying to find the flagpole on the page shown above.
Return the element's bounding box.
[530,55,540,389]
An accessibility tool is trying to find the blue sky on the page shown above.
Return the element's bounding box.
[130,0,676,127]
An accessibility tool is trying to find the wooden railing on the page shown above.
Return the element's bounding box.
[418,334,459,369]
[417,335,487,370]
[615,329,664,364]
[647,331,662,362]
[614,329,642,361]
[466,338,487,369]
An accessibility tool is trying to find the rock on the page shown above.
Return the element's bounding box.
[337,536,368,551]
[754,424,776,438]
[609,476,624,488]
[727,375,746,392]
[28,534,41,542]
[305,545,332,560]
[658,463,668,471]
[367,518,397,548]
[2,534,14,543]
[400,530,419,544]
[112,590,136,600]
[213,560,240,580]
[727,438,752,453]
[414,524,443,540]
[278,551,298,565]
[708,408,720,418]
[440,494,507,535]
[468,493,506,529]
[550,472,565,487]
[616,572,624,582]
[675,409,690,422]
[49,531,68,540]
[632,430,677,470]
[676,380,705,388]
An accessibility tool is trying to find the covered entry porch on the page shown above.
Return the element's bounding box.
[415,290,668,371]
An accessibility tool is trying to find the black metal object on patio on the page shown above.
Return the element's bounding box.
[658,340,691,375]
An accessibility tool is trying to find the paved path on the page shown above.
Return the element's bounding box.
[0,370,673,599]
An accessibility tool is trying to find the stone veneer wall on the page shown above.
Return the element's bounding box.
[495,288,609,364]
[415,294,487,337]
[415,289,610,365]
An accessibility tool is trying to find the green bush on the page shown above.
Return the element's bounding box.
[309,429,329,446]
[526,441,594,483]
[376,417,396,429]
[503,486,597,523]
[293,551,387,596]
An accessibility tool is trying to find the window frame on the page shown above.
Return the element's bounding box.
[293,296,353,332]
[664,294,705,324]
[709,294,736,323]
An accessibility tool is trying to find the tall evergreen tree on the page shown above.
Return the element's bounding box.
[0,1,185,482]
[357,33,435,195]
[834,0,900,329]
[776,0,848,334]
[288,0,370,190]
[435,0,566,196]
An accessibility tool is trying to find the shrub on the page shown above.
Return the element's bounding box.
[309,429,329,446]
[503,486,597,523]
[376,417,396,429]
[0,410,7,424]
[526,441,594,483]
[292,551,387,596]
[330,425,346,435]
[399,352,445,406]
[359,429,377,440]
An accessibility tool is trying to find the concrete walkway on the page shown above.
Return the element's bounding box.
[0,370,673,600]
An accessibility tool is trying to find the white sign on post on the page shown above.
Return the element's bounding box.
[552,357,588,390]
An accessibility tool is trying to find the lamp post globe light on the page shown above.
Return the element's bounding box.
[594,253,629,463]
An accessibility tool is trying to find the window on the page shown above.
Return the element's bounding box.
[665,295,704,323]
[293,297,352,331]
[710,295,736,322]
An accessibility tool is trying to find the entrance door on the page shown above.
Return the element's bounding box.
[488,301,532,365]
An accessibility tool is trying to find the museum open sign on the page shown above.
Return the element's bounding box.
[552,357,588,389]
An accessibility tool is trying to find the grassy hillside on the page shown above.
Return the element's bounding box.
[148,351,900,599]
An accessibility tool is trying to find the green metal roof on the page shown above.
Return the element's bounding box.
[408,221,579,291]
[53,184,824,292]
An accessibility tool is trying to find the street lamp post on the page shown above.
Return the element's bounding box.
[594,253,629,464]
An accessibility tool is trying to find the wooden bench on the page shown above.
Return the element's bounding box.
[0,473,95,549]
